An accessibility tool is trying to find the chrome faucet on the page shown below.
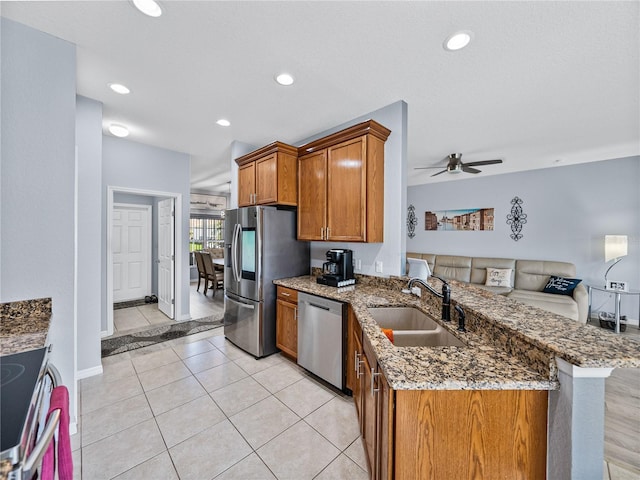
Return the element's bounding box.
[407,276,451,322]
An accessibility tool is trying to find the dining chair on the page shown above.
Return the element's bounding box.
[194,251,207,292]
[201,251,224,296]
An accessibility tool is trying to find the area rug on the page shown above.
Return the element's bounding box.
[101,314,224,357]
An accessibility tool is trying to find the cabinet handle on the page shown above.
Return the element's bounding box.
[354,351,359,373]
[371,368,380,397]
[294,307,297,321]
[326,227,330,239]
[281,292,291,297]
[321,227,325,240]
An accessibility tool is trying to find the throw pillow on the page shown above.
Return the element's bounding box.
[485,268,512,287]
[543,276,582,295]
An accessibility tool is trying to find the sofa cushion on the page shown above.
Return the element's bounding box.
[433,255,472,283]
[470,257,516,285]
[514,260,576,291]
[543,276,582,296]
[485,268,513,288]
[508,289,579,321]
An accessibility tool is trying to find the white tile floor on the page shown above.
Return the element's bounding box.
[110,282,224,337]
[77,329,369,479]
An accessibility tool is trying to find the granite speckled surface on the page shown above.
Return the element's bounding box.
[274,275,640,391]
[0,298,52,355]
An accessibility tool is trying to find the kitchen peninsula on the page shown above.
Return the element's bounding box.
[274,274,640,479]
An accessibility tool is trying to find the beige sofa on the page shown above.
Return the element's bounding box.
[407,253,588,323]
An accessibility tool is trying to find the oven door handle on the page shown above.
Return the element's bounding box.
[22,409,61,479]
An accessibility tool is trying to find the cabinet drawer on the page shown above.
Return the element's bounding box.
[277,286,298,303]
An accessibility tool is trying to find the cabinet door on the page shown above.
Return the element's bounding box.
[297,150,327,241]
[276,299,297,359]
[255,154,277,205]
[238,162,256,207]
[346,307,357,392]
[352,326,364,428]
[326,136,367,241]
[377,368,393,480]
[362,350,377,477]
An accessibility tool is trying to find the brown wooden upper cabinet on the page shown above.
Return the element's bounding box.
[235,142,298,207]
[297,120,391,242]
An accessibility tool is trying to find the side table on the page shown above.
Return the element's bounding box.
[587,284,640,334]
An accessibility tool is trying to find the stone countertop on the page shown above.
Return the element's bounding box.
[274,276,640,391]
[0,298,52,356]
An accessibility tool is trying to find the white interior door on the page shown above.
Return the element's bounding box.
[112,205,151,302]
[158,198,175,319]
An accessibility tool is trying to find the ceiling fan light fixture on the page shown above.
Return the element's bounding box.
[216,119,231,127]
[275,73,295,86]
[132,0,162,18]
[109,83,130,95]
[108,123,130,138]
[444,31,473,51]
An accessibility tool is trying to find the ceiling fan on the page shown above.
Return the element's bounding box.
[416,153,503,177]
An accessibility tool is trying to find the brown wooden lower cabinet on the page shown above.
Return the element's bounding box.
[276,286,298,359]
[350,319,548,480]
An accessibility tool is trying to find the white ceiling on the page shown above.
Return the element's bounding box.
[3,1,639,191]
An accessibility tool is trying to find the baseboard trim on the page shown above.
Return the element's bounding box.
[76,365,103,380]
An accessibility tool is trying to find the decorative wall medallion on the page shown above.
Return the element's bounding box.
[506,196,527,241]
[407,204,417,238]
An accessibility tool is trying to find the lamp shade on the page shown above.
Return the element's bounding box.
[604,235,628,262]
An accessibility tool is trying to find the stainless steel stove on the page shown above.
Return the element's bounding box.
[0,347,57,480]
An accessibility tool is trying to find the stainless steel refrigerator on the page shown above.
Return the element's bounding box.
[223,206,310,357]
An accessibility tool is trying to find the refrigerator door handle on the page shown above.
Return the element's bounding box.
[231,223,241,282]
[224,294,255,310]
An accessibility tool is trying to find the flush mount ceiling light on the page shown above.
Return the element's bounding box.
[216,119,231,127]
[444,31,473,51]
[108,124,130,138]
[275,73,295,86]
[109,83,130,95]
[132,0,162,17]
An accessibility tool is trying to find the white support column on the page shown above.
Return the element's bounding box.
[548,358,614,480]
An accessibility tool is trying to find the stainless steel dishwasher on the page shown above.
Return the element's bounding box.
[297,292,346,390]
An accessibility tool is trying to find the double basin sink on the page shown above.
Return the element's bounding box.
[367,307,465,347]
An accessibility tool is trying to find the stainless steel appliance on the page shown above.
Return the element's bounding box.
[316,249,355,287]
[1,347,61,480]
[297,292,346,390]
[224,206,310,358]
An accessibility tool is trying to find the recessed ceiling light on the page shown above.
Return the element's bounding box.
[275,73,295,86]
[109,83,130,95]
[132,0,162,18]
[444,31,473,51]
[108,124,130,138]
[216,119,231,127]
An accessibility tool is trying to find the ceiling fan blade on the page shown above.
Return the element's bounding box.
[462,166,481,174]
[463,159,503,167]
[414,166,446,170]
[431,170,447,177]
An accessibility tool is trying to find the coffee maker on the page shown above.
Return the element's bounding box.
[317,249,355,287]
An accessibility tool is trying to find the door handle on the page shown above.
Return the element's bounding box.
[22,409,61,479]
[308,302,330,311]
[371,368,380,397]
[232,223,241,282]
[224,294,255,309]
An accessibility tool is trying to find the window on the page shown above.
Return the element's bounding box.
[189,216,224,263]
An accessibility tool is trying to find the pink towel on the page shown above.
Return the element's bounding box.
[41,386,73,480]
